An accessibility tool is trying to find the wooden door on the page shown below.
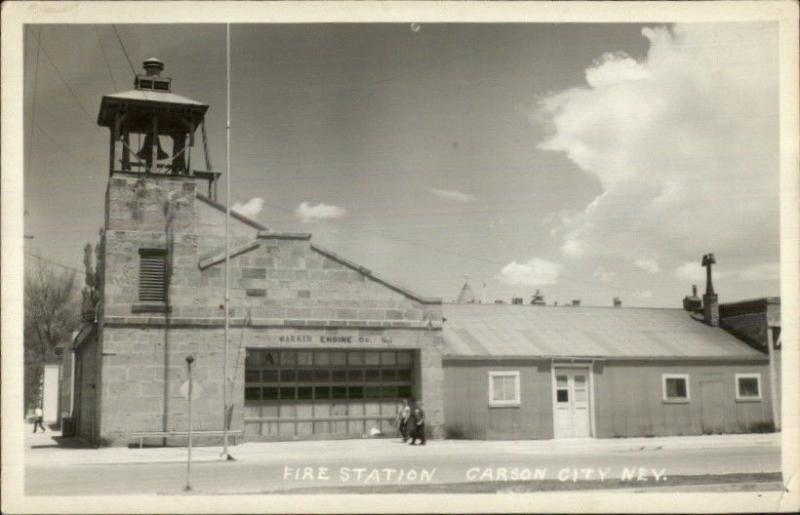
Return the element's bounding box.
[700,381,724,434]
[553,368,592,438]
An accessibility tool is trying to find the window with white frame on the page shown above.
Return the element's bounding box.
[488,371,520,407]
[735,373,762,401]
[662,374,690,403]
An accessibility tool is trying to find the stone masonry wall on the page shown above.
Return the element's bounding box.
[98,325,444,445]
[96,174,444,445]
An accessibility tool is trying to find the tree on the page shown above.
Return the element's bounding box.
[24,258,80,412]
[81,242,100,321]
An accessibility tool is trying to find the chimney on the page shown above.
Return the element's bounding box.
[613,297,622,308]
[571,299,581,307]
[701,253,719,326]
[682,284,702,312]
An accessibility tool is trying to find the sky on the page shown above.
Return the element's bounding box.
[23,22,781,307]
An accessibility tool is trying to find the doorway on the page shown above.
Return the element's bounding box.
[700,380,725,434]
[552,367,593,438]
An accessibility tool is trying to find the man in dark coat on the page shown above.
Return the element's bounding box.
[408,403,426,445]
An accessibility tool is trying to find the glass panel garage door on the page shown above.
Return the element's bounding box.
[243,349,414,438]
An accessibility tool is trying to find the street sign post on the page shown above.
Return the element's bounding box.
[184,355,194,492]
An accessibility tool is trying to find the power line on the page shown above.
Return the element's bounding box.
[27,115,103,166]
[25,251,83,274]
[112,24,137,76]
[26,26,42,176]
[95,26,120,91]
[27,28,100,132]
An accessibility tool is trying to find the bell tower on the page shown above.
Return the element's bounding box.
[97,58,219,198]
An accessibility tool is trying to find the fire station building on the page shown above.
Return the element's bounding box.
[70,59,776,446]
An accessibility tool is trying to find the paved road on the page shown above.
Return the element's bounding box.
[24,434,781,495]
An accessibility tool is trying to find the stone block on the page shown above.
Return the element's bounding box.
[385,309,404,320]
[241,267,266,279]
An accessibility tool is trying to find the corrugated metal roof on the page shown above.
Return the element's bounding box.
[442,303,764,359]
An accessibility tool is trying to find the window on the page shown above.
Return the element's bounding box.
[662,374,690,403]
[735,373,762,401]
[489,371,521,407]
[244,349,414,403]
[138,249,167,302]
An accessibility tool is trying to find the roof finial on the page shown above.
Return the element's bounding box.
[142,57,164,76]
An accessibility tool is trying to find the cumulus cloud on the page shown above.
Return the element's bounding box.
[428,188,477,203]
[498,258,562,287]
[295,201,346,224]
[592,267,616,283]
[537,24,779,276]
[674,262,706,283]
[231,197,264,218]
[675,260,779,283]
[737,262,780,281]
[634,259,661,274]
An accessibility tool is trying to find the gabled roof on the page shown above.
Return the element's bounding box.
[198,234,441,305]
[443,303,766,360]
[196,194,268,230]
[456,282,476,304]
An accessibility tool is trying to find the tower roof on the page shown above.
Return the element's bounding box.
[96,58,208,132]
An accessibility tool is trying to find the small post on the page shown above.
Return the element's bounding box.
[151,116,158,175]
[184,354,195,492]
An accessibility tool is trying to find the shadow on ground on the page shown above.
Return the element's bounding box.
[30,436,93,450]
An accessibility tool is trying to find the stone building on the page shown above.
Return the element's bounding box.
[72,59,444,446]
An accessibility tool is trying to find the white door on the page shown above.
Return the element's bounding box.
[553,368,591,438]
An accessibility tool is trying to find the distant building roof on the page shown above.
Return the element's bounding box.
[456,282,476,304]
[720,297,781,318]
[442,303,765,360]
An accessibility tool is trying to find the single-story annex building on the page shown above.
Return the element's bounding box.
[441,303,774,439]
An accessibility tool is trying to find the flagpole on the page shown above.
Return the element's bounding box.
[222,22,231,459]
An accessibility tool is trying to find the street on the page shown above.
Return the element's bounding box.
[23,428,782,495]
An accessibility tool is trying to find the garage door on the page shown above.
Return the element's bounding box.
[243,349,414,439]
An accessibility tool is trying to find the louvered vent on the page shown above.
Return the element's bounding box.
[139,249,167,302]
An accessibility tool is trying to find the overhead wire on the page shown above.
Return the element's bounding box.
[25,251,83,275]
[27,28,100,132]
[26,26,42,178]
[95,26,120,91]
[112,24,137,76]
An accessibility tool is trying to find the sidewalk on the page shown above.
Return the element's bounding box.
[25,424,780,467]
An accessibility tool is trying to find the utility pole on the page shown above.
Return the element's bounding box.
[184,355,194,492]
[222,22,232,460]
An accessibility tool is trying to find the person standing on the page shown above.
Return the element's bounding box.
[33,406,46,433]
[408,404,426,445]
[396,399,411,442]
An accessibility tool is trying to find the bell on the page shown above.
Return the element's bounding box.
[135,133,169,164]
